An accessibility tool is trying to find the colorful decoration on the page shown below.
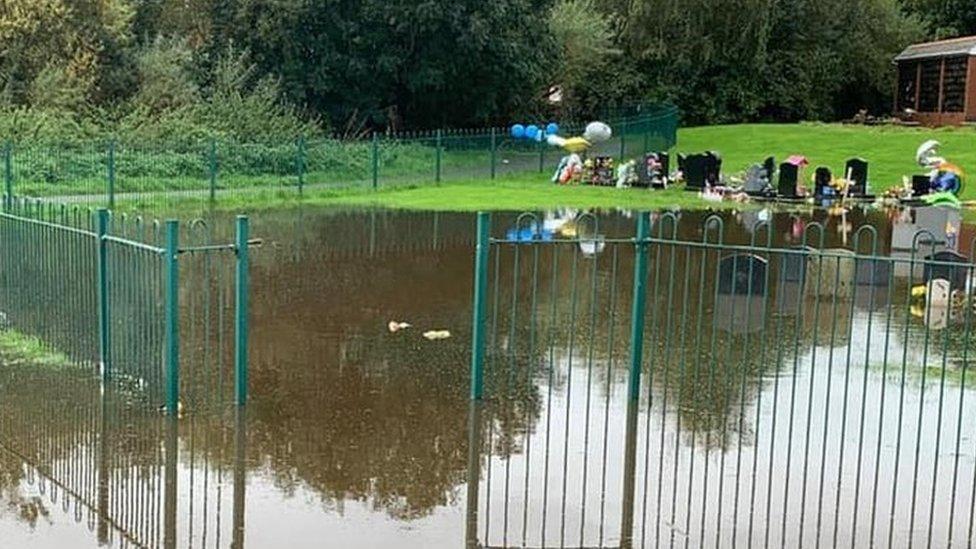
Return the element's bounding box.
[917,140,964,196]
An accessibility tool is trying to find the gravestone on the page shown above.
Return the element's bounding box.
[705,151,722,186]
[845,158,869,196]
[805,249,856,298]
[762,156,776,181]
[814,167,833,199]
[743,164,770,195]
[778,162,800,198]
[636,152,670,188]
[855,257,891,310]
[683,154,708,190]
[718,253,768,295]
[924,250,971,290]
[912,175,930,197]
[714,294,766,334]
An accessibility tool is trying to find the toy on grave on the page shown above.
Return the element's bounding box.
[616,160,638,188]
[916,140,964,207]
[635,152,670,189]
[583,156,615,186]
[552,153,583,184]
[742,156,776,197]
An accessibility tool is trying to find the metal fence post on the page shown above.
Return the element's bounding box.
[470,212,491,400]
[435,129,442,183]
[538,139,545,173]
[371,132,379,190]
[2,141,11,211]
[234,216,250,406]
[296,135,306,194]
[97,209,111,381]
[489,128,497,180]
[620,211,650,547]
[627,212,650,400]
[107,140,116,209]
[164,220,180,415]
[208,137,217,202]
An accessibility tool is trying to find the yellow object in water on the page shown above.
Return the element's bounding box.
[911,284,927,298]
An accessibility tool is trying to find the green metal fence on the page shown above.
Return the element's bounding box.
[0,203,253,413]
[0,105,679,213]
[467,211,976,548]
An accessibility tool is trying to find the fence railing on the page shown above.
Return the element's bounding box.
[466,211,976,548]
[0,106,679,213]
[0,204,253,413]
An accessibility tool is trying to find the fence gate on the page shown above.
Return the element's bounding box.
[468,211,976,548]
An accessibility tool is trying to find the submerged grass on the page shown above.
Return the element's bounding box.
[0,330,73,370]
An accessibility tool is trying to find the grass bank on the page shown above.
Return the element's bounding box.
[0,330,72,370]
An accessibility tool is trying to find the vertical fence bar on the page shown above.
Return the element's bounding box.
[490,128,497,179]
[3,141,11,210]
[620,211,650,548]
[619,119,627,161]
[107,140,116,209]
[538,139,545,173]
[470,212,491,400]
[371,132,379,190]
[435,129,443,183]
[208,137,217,202]
[296,135,305,194]
[234,216,250,406]
[97,209,111,381]
[164,220,180,415]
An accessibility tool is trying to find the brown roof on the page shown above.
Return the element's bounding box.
[895,35,976,61]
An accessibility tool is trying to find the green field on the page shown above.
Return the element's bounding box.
[678,123,976,200]
[15,122,976,215]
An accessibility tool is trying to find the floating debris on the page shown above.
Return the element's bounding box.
[422,330,451,341]
[388,321,411,333]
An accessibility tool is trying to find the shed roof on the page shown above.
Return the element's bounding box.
[895,35,976,62]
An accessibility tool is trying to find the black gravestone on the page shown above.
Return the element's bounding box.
[912,175,930,197]
[845,158,869,196]
[705,151,722,186]
[778,162,799,198]
[718,253,768,295]
[924,250,971,290]
[683,153,708,190]
[814,167,833,198]
[762,156,776,181]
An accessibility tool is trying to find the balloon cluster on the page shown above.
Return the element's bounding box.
[510,122,560,142]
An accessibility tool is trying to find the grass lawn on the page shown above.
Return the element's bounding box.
[120,174,732,216]
[678,122,976,200]
[83,123,976,215]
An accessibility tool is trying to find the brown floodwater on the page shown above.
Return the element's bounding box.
[1,204,976,548]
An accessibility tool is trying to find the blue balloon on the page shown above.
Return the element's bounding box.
[526,125,539,139]
[510,124,525,139]
[546,122,559,135]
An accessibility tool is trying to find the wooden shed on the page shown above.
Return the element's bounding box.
[894,36,976,126]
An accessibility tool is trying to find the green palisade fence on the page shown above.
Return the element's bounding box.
[0,105,679,216]
[0,204,253,413]
[467,211,976,548]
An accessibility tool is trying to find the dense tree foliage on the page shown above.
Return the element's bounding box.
[0,0,945,136]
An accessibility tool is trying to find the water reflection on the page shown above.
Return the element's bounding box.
[0,204,975,547]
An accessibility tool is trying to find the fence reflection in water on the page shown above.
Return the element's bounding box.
[467,211,976,548]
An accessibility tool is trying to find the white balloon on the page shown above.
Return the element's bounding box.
[583,121,612,143]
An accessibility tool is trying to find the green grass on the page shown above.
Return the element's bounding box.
[678,122,976,200]
[0,330,73,370]
[117,174,734,216]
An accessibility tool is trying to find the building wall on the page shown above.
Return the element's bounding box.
[967,56,976,121]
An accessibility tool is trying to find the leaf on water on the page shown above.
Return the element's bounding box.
[388,321,412,333]
[423,330,451,340]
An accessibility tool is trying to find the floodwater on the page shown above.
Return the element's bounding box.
[1,204,976,548]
